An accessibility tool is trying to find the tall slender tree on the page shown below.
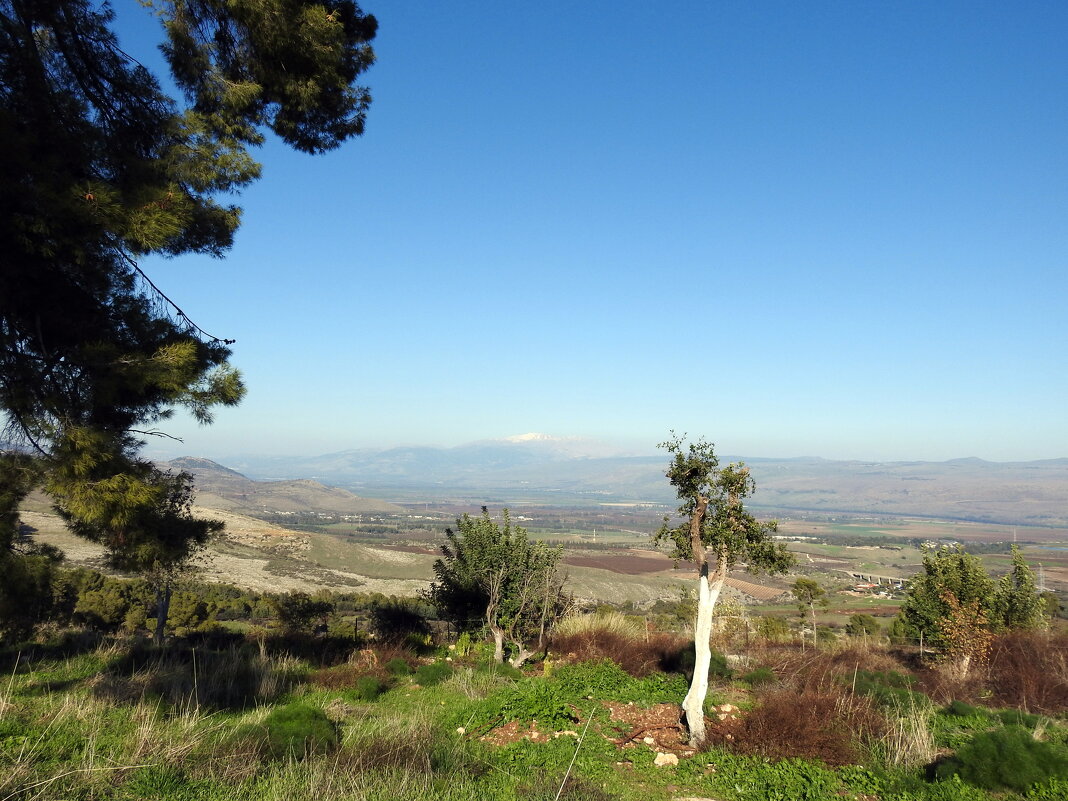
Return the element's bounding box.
[655,434,792,745]
[0,0,376,581]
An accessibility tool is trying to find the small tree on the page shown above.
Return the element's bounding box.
[895,545,1045,653]
[792,577,829,649]
[993,546,1045,630]
[272,591,336,633]
[895,545,995,649]
[655,434,792,745]
[426,507,569,666]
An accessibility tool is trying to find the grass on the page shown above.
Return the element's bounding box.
[2,629,1067,800]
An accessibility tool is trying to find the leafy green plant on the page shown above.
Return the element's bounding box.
[934,725,1068,792]
[258,702,338,759]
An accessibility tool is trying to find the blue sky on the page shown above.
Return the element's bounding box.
[119,1,1067,462]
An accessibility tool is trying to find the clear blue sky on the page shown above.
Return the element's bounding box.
[119,1,1067,462]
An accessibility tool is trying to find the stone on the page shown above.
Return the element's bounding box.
[654,752,680,767]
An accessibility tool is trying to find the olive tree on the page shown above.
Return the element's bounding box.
[655,434,792,745]
[426,507,569,666]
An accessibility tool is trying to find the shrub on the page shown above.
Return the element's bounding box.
[849,669,930,708]
[709,687,883,766]
[740,667,777,687]
[348,674,386,702]
[385,656,413,676]
[414,660,454,687]
[934,725,1068,792]
[986,632,1068,713]
[551,627,687,678]
[845,613,882,638]
[259,702,338,759]
[369,599,430,644]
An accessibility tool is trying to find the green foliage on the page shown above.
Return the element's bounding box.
[994,546,1046,631]
[846,613,882,637]
[425,507,569,664]
[272,591,335,633]
[655,435,792,574]
[897,545,1045,650]
[934,725,1068,792]
[347,675,386,702]
[477,680,578,731]
[258,702,338,759]
[0,0,376,608]
[368,598,430,643]
[741,666,778,686]
[1027,777,1068,799]
[385,656,413,676]
[414,660,454,687]
[756,615,792,641]
[793,578,828,614]
[849,669,930,708]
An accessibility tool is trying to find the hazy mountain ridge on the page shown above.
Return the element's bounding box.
[206,440,1068,527]
[164,457,403,516]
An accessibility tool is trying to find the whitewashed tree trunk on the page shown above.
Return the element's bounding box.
[490,625,506,663]
[681,564,725,746]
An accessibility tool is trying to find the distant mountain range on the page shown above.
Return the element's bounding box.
[164,457,403,516]
[194,436,1068,528]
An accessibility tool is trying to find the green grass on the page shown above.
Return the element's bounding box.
[2,631,1066,801]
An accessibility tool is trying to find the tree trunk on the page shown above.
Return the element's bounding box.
[682,563,725,746]
[510,645,535,668]
[153,582,172,646]
[491,625,505,663]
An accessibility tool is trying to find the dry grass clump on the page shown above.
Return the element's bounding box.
[550,613,687,678]
[985,631,1068,713]
[708,687,884,766]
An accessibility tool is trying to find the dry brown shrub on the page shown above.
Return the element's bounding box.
[707,687,884,766]
[550,630,688,677]
[751,642,908,692]
[985,631,1068,713]
[914,663,985,705]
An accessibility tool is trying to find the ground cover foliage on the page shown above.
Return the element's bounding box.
[1,615,1067,801]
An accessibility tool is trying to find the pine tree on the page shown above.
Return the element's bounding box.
[0,0,376,595]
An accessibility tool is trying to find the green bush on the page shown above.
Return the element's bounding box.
[259,702,338,759]
[347,675,386,702]
[1028,777,1068,799]
[934,725,1068,792]
[385,656,412,676]
[414,660,454,687]
[849,669,929,708]
[996,708,1041,728]
[741,666,777,687]
[944,700,983,717]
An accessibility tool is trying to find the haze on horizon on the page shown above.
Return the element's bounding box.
[118,1,1066,467]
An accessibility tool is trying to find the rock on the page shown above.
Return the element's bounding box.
[643,736,656,745]
[654,752,679,767]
